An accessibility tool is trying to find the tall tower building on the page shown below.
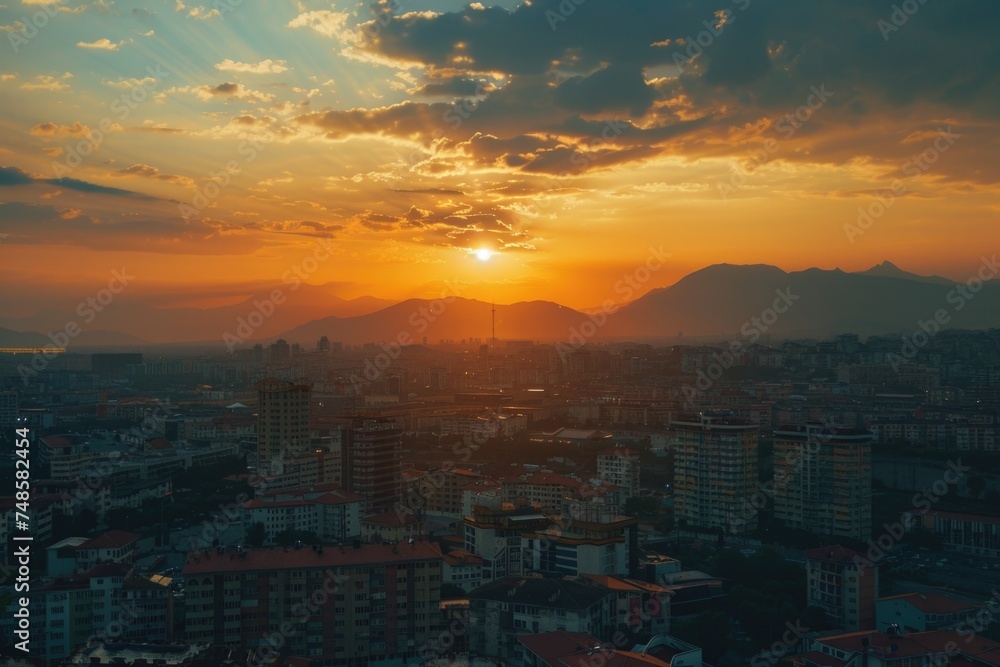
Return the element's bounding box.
[254,378,311,473]
[670,415,759,535]
[344,419,402,515]
[773,423,873,541]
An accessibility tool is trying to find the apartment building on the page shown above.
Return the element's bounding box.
[773,423,873,541]
[182,541,443,665]
[670,415,759,534]
[805,545,879,632]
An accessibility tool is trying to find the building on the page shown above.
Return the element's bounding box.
[182,541,443,664]
[876,592,980,633]
[0,389,18,427]
[468,575,614,663]
[502,472,621,514]
[403,467,484,517]
[0,494,56,570]
[518,632,701,667]
[463,502,550,583]
[91,352,143,379]
[442,550,484,594]
[241,485,365,544]
[362,512,426,544]
[581,574,671,637]
[597,447,641,504]
[0,563,170,661]
[799,629,1000,667]
[343,419,402,515]
[39,434,104,481]
[522,501,638,577]
[773,424,873,541]
[47,530,140,574]
[805,545,879,631]
[670,415,759,534]
[904,510,1000,558]
[254,378,312,472]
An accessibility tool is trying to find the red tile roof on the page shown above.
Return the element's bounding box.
[518,631,672,667]
[816,630,1000,665]
[183,541,442,575]
[880,592,978,615]
[79,530,140,551]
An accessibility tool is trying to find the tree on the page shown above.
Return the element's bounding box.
[275,529,320,547]
[967,474,987,500]
[246,522,266,547]
[624,496,659,516]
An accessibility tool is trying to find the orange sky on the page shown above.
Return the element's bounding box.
[1,0,998,316]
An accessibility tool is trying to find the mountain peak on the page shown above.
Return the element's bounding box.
[855,261,952,285]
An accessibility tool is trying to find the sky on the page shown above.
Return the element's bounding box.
[1,0,999,317]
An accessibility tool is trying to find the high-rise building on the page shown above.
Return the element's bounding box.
[773,423,873,541]
[318,335,331,352]
[670,415,759,535]
[805,545,879,631]
[343,419,402,515]
[254,378,311,472]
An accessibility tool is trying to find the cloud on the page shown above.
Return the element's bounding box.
[215,59,290,74]
[0,201,261,254]
[0,166,33,186]
[115,163,195,186]
[168,82,275,103]
[77,38,126,50]
[20,74,72,92]
[29,122,92,138]
[287,10,352,41]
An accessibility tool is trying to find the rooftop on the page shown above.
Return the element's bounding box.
[183,541,442,575]
[880,592,979,615]
[469,575,611,611]
[79,530,140,551]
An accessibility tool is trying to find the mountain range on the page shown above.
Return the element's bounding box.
[1,261,997,349]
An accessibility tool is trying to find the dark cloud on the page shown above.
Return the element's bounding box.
[0,166,34,186]
[0,202,259,254]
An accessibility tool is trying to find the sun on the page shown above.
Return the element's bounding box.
[475,248,494,262]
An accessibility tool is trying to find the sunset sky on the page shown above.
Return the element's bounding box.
[1,0,999,317]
